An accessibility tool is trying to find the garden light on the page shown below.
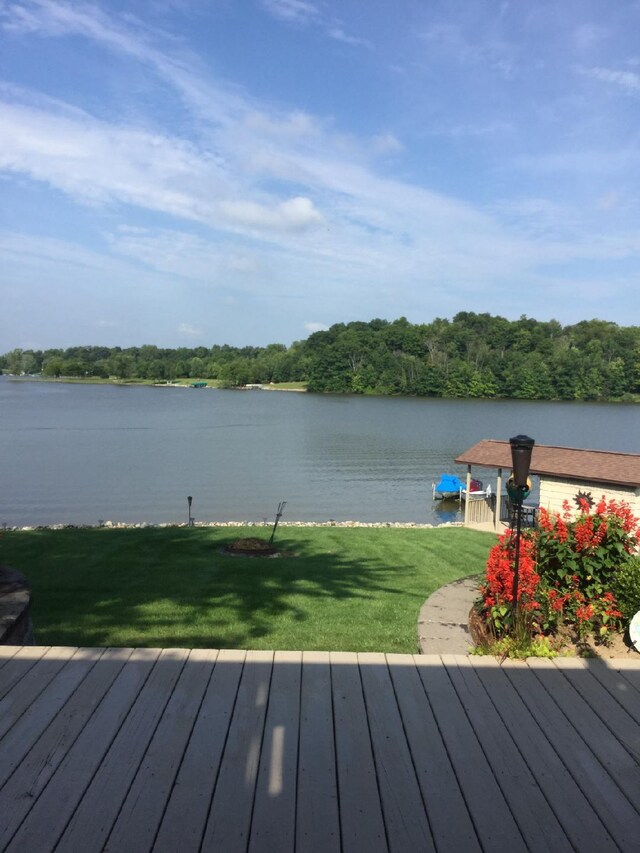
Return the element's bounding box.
[509,435,535,492]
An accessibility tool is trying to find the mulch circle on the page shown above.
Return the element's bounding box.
[220,537,283,558]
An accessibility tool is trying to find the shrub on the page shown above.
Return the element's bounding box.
[611,557,640,622]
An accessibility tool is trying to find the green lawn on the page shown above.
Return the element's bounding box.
[1,526,494,652]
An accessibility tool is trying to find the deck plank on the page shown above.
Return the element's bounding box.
[386,654,481,853]
[570,658,640,726]
[248,650,302,853]
[331,651,388,853]
[415,655,527,853]
[55,648,190,853]
[153,648,246,853]
[200,649,274,853]
[104,648,219,853]
[0,648,104,788]
[473,657,619,852]
[3,648,160,853]
[443,654,573,852]
[501,658,640,849]
[551,658,640,760]
[295,651,340,853]
[0,647,51,700]
[359,653,435,853]
[525,658,640,814]
[0,647,19,671]
[0,648,131,845]
[0,646,76,736]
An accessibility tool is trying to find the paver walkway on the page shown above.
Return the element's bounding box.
[418,577,479,654]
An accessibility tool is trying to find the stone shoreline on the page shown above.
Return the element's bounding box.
[6,519,463,532]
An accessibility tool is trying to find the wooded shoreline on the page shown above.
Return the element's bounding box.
[3,312,639,402]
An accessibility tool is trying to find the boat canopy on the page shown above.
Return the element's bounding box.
[435,475,464,493]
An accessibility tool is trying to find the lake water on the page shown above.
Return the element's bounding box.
[1,378,638,527]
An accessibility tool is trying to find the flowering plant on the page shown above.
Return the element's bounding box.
[479,497,637,648]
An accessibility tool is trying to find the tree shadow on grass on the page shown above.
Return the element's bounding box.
[4,527,487,650]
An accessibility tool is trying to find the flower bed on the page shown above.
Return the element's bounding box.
[475,497,640,657]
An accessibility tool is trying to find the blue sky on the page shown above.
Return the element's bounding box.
[1,0,639,350]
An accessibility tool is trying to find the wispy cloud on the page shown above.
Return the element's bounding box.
[579,65,640,93]
[2,0,640,348]
[421,22,517,78]
[260,0,370,48]
[178,322,203,338]
[261,0,319,26]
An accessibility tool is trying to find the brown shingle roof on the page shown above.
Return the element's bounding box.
[455,440,640,488]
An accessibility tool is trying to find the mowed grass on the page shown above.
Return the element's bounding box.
[1,526,494,652]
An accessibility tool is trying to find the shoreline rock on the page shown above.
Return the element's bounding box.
[5,519,464,531]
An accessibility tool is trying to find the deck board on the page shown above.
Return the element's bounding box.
[359,653,434,853]
[56,648,189,853]
[386,654,481,852]
[200,649,274,853]
[1,647,639,853]
[104,648,219,853]
[442,654,573,853]
[416,655,528,852]
[0,648,132,845]
[153,648,245,853]
[296,651,341,853]
[502,658,638,851]
[3,647,161,853]
[331,651,388,853]
[248,650,302,853]
[0,646,76,736]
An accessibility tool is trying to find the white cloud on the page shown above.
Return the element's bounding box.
[178,322,203,338]
[420,23,516,78]
[580,66,640,93]
[326,26,371,48]
[261,0,319,25]
[372,133,404,155]
[0,99,230,219]
[304,321,328,333]
[260,0,368,48]
[243,110,320,140]
[2,1,640,348]
[219,196,324,232]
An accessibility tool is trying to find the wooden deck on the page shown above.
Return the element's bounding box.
[1,646,639,852]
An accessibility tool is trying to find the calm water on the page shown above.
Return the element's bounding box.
[1,378,638,526]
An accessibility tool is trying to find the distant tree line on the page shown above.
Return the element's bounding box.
[2,313,639,401]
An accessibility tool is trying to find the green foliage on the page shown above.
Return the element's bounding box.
[477,498,639,654]
[611,557,640,622]
[471,634,559,659]
[3,313,640,401]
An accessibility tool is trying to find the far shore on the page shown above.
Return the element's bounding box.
[3,375,308,392]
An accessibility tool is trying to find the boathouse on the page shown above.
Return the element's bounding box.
[455,440,640,530]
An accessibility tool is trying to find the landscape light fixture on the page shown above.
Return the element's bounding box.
[509,435,535,623]
[510,435,535,495]
[187,495,193,527]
